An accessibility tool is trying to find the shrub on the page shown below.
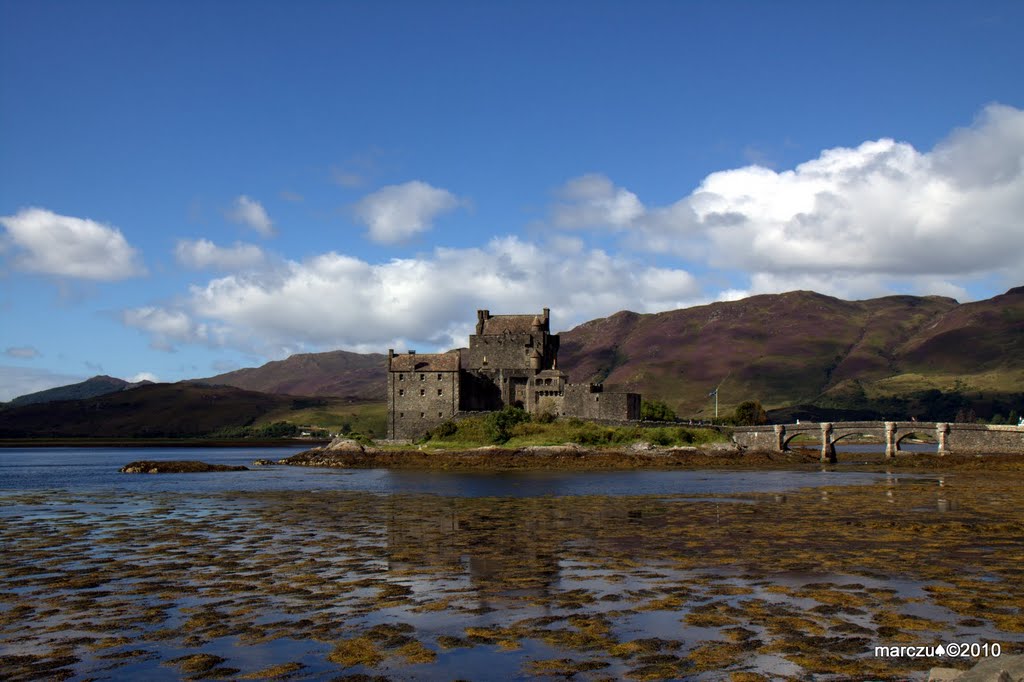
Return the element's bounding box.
[641,399,677,422]
[485,406,531,444]
[535,411,557,424]
[733,400,768,426]
[433,420,458,438]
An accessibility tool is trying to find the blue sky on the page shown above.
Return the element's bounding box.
[2,1,1023,400]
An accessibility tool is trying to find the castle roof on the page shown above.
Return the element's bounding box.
[480,314,541,335]
[390,352,460,372]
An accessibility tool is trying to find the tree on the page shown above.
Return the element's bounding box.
[485,406,530,444]
[733,400,768,426]
[640,399,676,422]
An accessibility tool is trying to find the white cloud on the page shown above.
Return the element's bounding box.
[0,366,85,402]
[552,174,645,229]
[353,181,461,244]
[174,239,265,270]
[551,104,1024,300]
[122,306,208,351]
[0,208,145,280]
[228,195,275,237]
[128,372,159,383]
[4,346,40,359]
[125,237,699,355]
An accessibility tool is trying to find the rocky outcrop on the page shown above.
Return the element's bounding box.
[930,655,1024,682]
[119,460,248,474]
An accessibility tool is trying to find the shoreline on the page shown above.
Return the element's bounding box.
[280,444,1024,471]
[0,438,330,448]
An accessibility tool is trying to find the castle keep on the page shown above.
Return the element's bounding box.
[387,308,641,439]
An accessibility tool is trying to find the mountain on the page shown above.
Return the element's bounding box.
[8,375,153,407]
[199,350,386,400]
[0,383,297,438]
[557,287,1024,418]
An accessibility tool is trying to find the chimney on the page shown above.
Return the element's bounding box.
[543,307,550,328]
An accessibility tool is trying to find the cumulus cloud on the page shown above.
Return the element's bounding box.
[551,104,1024,299]
[228,195,275,237]
[0,366,85,402]
[353,181,461,244]
[122,306,209,351]
[174,239,265,270]
[4,346,40,359]
[124,238,699,354]
[0,208,145,280]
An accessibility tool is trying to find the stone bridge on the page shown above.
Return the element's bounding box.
[730,421,1024,463]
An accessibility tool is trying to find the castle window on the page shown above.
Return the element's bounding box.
[420,373,425,381]
[438,411,443,417]
[399,412,404,417]
[399,389,405,396]
[545,378,552,385]
[419,389,425,396]
[420,412,425,418]
[437,373,442,380]
[437,389,443,396]
[398,374,404,381]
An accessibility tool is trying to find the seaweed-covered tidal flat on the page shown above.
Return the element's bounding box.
[1,466,1023,680]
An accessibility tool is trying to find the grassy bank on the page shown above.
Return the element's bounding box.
[408,409,727,450]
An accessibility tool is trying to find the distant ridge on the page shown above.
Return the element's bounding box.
[8,375,153,407]
[0,383,295,438]
[558,286,1024,416]
[199,350,386,400]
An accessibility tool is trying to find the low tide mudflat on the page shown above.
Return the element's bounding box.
[1,450,1023,680]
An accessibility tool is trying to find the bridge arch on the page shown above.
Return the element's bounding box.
[830,428,887,445]
[781,430,818,450]
[895,431,937,451]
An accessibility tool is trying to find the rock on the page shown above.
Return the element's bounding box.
[930,655,1024,682]
[119,460,248,474]
[521,444,583,455]
[252,459,275,466]
[628,442,654,451]
[325,437,366,453]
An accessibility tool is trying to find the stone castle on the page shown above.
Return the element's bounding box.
[387,308,641,439]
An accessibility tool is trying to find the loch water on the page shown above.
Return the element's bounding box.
[1,447,1021,681]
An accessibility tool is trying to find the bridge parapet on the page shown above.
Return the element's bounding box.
[730,421,1024,460]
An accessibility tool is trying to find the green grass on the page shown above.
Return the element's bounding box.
[257,400,387,438]
[418,413,725,449]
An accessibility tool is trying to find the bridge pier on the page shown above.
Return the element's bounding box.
[820,422,836,463]
[885,421,897,459]
[937,422,950,455]
[774,425,785,452]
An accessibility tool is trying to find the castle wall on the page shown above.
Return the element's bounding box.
[387,351,460,440]
[562,384,641,421]
[461,333,548,371]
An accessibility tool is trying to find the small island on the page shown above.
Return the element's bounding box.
[119,460,249,474]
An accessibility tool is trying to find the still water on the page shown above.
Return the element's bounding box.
[0,446,916,496]
[2,448,1019,681]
